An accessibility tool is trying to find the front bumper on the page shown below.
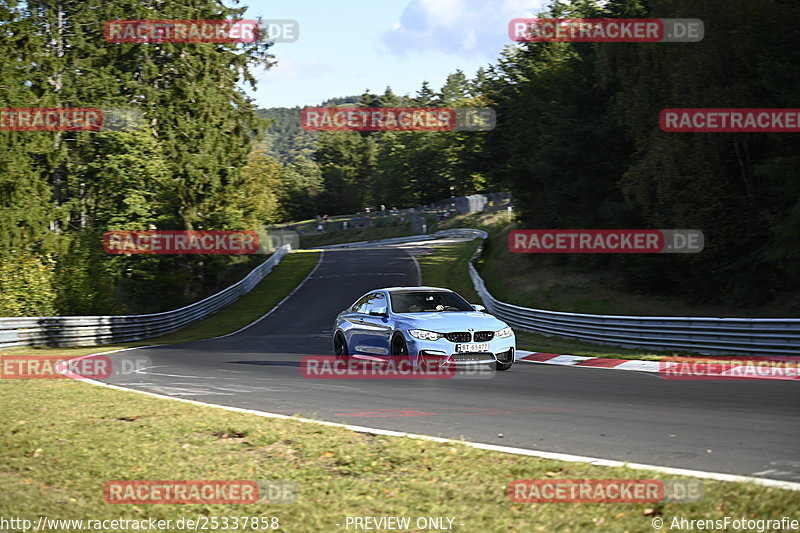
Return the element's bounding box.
[406,334,516,365]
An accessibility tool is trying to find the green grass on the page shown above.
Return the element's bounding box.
[439,211,800,317]
[1,218,794,529]
[1,379,795,532]
[150,251,320,345]
[299,222,418,249]
[417,241,480,303]
[297,211,445,249]
[0,251,320,358]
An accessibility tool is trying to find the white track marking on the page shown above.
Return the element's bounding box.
[207,250,325,341]
[409,252,422,286]
[80,376,800,492]
[206,386,258,393]
[135,385,233,397]
[616,360,662,372]
[546,355,591,365]
[52,247,800,491]
[133,365,217,379]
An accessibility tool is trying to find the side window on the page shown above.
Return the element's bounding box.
[351,294,372,313]
[362,293,386,314]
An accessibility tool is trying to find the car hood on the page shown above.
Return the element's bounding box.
[394,311,509,333]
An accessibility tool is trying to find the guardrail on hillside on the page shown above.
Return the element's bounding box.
[5,228,798,355]
[317,228,485,249]
[464,231,800,356]
[0,245,291,349]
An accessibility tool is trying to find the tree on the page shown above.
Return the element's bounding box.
[439,70,469,105]
[413,81,436,106]
[278,157,323,221]
[315,132,375,214]
[0,0,279,315]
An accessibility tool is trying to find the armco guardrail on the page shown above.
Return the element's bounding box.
[464,231,800,356]
[0,244,291,349]
[318,228,486,249]
[6,228,797,355]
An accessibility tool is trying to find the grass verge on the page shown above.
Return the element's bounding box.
[1,226,794,529]
[1,380,795,532]
[439,211,800,317]
[416,240,480,304]
[0,251,320,358]
[299,222,418,249]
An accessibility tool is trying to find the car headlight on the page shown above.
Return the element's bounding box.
[409,329,442,341]
[496,327,513,338]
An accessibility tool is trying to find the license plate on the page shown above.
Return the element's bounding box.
[455,343,489,353]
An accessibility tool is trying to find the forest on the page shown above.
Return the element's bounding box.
[1,0,797,316]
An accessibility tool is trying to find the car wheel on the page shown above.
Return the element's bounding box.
[334,332,349,362]
[390,333,411,368]
[494,361,513,371]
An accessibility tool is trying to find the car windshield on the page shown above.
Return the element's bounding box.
[390,291,473,313]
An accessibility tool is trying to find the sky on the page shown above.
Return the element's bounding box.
[239,0,549,109]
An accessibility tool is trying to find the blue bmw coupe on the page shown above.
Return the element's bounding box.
[333,287,515,370]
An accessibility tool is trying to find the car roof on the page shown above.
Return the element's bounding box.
[382,287,452,292]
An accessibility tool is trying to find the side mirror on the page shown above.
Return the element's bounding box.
[472,304,486,312]
[370,307,388,317]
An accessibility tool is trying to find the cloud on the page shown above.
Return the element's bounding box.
[380,0,548,58]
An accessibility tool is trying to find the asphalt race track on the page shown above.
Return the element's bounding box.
[103,245,800,484]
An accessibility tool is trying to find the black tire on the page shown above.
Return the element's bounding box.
[334,332,349,362]
[494,361,513,371]
[390,334,411,368]
[391,334,408,357]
